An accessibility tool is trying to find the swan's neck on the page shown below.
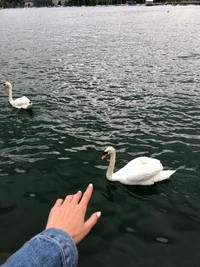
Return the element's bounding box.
[107,151,116,181]
[8,84,13,103]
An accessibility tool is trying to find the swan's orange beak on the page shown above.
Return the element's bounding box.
[101,152,108,160]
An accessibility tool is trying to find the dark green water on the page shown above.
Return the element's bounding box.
[0,5,200,266]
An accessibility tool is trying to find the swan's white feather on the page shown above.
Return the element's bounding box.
[11,96,32,109]
[112,157,163,185]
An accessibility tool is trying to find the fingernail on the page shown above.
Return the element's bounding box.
[89,183,93,187]
[78,190,81,193]
[97,211,101,218]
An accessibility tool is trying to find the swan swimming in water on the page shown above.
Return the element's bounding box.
[102,146,176,185]
[2,81,33,110]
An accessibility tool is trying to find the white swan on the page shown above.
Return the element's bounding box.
[102,146,176,185]
[3,81,33,110]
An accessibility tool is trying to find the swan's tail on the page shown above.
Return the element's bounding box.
[22,102,33,110]
[152,170,176,183]
[27,102,33,109]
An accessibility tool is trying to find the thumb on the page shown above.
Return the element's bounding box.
[74,212,101,244]
[84,211,101,232]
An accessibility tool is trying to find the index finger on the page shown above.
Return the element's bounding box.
[80,183,93,207]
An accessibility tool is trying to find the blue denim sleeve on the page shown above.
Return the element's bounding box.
[1,228,78,267]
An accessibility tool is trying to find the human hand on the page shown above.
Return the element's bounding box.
[46,184,101,244]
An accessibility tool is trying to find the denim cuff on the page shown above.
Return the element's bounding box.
[34,228,78,267]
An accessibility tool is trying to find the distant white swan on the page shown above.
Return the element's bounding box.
[102,146,176,185]
[3,81,33,110]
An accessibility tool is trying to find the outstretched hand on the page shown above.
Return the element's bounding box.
[46,184,101,244]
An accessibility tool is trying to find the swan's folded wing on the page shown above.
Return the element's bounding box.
[113,157,163,185]
[13,96,31,107]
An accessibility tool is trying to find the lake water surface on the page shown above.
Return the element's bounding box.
[0,5,200,267]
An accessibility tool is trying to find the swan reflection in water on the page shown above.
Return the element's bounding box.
[9,107,35,119]
[101,181,163,202]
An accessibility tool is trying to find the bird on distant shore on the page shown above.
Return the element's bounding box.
[102,146,176,185]
[2,81,33,110]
